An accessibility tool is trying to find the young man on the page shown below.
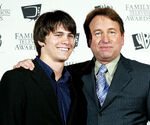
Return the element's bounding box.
[0,10,85,125]
[13,7,150,124]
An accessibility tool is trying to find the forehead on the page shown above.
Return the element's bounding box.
[50,25,74,36]
[53,24,71,33]
[89,16,120,30]
[54,24,65,30]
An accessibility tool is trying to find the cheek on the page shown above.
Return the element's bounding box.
[69,41,75,49]
[90,40,98,53]
[112,37,123,45]
[72,40,75,47]
[90,41,95,50]
[118,38,124,47]
[91,39,98,46]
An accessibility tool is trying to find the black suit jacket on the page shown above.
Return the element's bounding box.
[68,55,150,125]
[0,60,83,125]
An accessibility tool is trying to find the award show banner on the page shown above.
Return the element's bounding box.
[0,0,150,124]
[1,0,150,78]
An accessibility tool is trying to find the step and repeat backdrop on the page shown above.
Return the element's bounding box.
[1,0,150,85]
[1,0,150,124]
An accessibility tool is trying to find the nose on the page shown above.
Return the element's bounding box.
[101,33,109,43]
[62,35,69,44]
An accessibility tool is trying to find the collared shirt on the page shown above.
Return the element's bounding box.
[35,57,71,125]
[94,55,120,86]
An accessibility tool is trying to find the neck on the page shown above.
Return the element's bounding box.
[40,56,64,81]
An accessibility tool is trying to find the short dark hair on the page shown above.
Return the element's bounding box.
[33,10,76,56]
[83,7,124,47]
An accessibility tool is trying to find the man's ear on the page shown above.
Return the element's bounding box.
[121,33,124,45]
[38,41,45,47]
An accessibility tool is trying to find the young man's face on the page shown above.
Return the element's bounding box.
[39,25,75,63]
[89,15,124,64]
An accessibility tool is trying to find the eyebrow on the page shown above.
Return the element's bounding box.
[53,31,74,36]
[53,31,63,34]
[93,29,102,33]
[108,28,117,31]
[93,28,117,32]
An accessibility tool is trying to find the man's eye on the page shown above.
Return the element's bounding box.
[68,35,74,38]
[110,31,115,35]
[95,32,101,36]
[55,34,61,37]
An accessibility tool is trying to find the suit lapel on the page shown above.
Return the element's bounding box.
[82,68,96,102]
[67,80,77,125]
[31,60,62,120]
[81,59,100,109]
[32,60,79,124]
[101,56,132,110]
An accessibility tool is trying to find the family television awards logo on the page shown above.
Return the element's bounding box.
[125,4,150,21]
[21,4,41,21]
[0,3,10,21]
[14,33,35,50]
[132,33,150,50]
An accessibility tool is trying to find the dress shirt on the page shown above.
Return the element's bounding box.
[35,57,71,125]
[94,55,120,86]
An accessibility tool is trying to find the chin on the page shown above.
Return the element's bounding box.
[58,57,68,62]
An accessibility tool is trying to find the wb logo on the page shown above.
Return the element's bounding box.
[132,33,150,50]
[0,34,2,47]
[21,4,41,21]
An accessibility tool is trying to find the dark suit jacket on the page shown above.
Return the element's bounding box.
[0,60,84,125]
[68,55,150,125]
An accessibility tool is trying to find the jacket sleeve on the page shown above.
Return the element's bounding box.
[0,70,26,125]
[147,80,150,121]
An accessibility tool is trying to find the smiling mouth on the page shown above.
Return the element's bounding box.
[58,47,69,52]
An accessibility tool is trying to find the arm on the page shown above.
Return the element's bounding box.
[0,70,26,125]
[13,59,34,71]
[147,81,150,121]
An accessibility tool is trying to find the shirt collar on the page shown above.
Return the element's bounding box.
[35,56,71,83]
[95,55,120,77]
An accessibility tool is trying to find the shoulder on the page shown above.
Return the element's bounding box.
[0,68,32,101]
[2,67,31,79]
[126,57,150,69]
[0,67,32,87]
[67,60,90,69]
[121,55,150,73]
[66,60,92,75]
[1,59,40,82]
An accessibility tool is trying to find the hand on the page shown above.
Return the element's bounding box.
[13,59,34,71]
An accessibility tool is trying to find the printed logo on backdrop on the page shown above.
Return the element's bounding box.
[21,4,41,21]
[95,4,113,9]
[132,33,150,50]
[0,3,10,21]
[14,33,35,50]
[65,33,80,66]
[75,33,80,47]
[0,34,2,47]
[126,4,150,21]
[65,61,77,66]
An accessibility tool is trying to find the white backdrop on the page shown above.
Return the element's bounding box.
[1,0,150,78]
[0,0,150,123]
